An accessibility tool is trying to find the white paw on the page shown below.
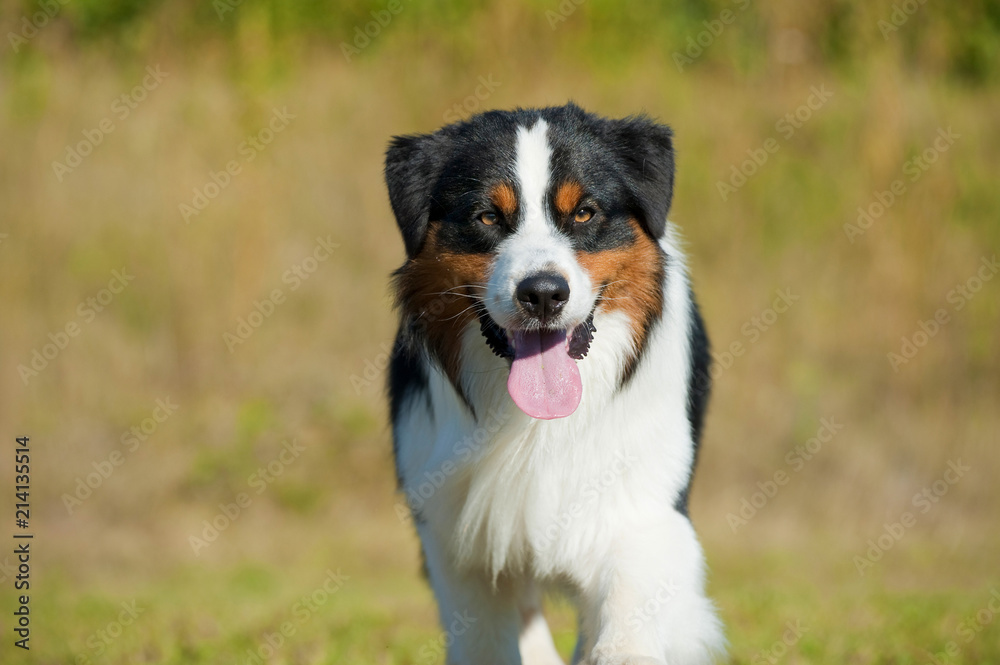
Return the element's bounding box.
[585,656,665,665]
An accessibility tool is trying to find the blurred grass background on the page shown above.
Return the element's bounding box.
[1,0,999,663]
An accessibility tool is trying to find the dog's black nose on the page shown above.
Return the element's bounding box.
[516,272,570,324]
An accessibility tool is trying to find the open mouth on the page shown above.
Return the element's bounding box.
[479,310,596,420]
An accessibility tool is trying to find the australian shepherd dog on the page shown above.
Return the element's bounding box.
[384,103,724,665]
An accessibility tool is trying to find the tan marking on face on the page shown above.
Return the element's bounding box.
[490,183,518,219]
[394,223,492,389]
[554,181,585,218]
[575,220,664,374]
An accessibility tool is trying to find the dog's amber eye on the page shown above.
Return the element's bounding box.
[574,207,594,223]
[479,212,498,226]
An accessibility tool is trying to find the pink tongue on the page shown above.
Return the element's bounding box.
[507,329,583,419]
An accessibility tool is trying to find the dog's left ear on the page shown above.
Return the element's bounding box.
[385,131,452,259]
[607,116,675,239]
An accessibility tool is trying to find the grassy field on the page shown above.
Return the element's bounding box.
[1,1,999,663]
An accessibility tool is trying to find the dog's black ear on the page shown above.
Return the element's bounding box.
[606,116,675,239]
[385,131,452,259]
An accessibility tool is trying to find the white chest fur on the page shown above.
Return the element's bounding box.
[395,231,697,583]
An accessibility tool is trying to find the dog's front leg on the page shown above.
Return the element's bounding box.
[576,512,724,665]
[418,523,523,665]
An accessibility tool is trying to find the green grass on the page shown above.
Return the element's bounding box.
[4,537,997,664]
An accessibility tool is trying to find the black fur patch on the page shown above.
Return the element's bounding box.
[387,330,429,489]
[674,291,712,516]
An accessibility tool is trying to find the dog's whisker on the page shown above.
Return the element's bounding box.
[437,303,486,322]
[428,293,482,301]
[427,285,488,298]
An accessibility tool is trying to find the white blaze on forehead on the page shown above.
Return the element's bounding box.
[515,119,553,236]
[484,117,593,331]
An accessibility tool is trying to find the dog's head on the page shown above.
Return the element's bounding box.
[386,103,672,420]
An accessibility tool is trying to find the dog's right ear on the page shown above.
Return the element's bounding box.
[385,132,452,259]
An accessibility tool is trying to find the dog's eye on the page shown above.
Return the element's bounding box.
[478,212,498,226]
[574,207,594,224]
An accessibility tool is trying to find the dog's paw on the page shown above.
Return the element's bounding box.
[583,656,665,665]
